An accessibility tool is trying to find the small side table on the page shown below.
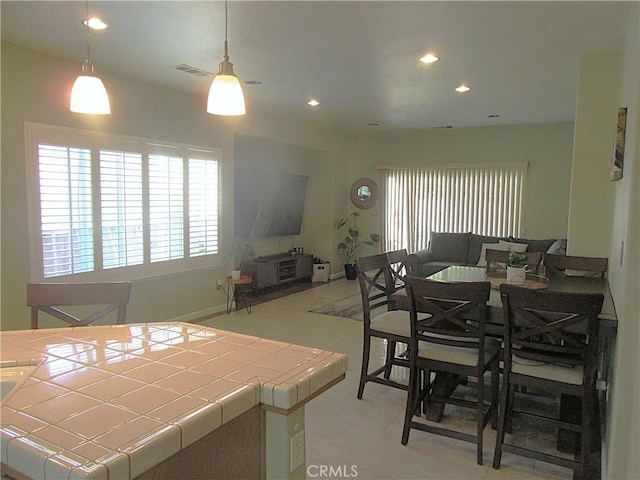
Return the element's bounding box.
[225,275,252,314]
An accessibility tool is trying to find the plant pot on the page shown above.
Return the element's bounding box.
[230,269,241,280]
[344,263,358,280]
[507,266,526,283]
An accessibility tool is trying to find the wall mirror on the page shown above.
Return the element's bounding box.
[350,177,378,209]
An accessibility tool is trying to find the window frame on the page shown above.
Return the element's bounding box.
[25,122,222,283]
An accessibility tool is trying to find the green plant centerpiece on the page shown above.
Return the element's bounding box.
[507,251,527,268]
[506,251,527,283]
[337,212,380,279]
[227,237,256,278]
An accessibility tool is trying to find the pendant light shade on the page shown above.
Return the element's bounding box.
[70,2,111,115]
[70,61,111,114]
[207,0,246,116]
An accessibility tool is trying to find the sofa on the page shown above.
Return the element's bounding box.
[406,232,566,277]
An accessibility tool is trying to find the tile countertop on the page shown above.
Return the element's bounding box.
[0,322,347,479]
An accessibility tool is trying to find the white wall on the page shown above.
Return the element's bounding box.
[604,4,640,479]
[568,53,622,257]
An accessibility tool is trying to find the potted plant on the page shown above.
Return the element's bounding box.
[506,251,527,283]
[227,237,256,279]
[337,212,380,280]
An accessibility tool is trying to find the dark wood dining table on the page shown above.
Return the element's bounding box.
[392,265,618,455]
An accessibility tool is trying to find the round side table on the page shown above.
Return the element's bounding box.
[225,275,252,314]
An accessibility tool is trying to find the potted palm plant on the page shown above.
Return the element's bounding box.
[228,237,256,279]
[337,212,380,280]
[506,251,527,283]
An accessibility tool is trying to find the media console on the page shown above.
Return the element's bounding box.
[241,253,313,293]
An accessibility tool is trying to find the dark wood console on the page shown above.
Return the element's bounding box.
[242,254,313,292]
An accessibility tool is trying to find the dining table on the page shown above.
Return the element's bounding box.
[392,265,618,455]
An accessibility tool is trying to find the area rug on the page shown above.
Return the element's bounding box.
[309,294,364,321]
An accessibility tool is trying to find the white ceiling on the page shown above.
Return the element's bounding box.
[1,1,630,132]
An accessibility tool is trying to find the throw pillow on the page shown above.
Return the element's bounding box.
[502,241,528,253]
[546,238,567,255]
[429,232,470,263]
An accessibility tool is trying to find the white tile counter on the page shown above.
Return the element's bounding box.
[0,322,347,479]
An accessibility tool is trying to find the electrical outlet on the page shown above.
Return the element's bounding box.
[290,430,304,472]
[216,279,224,289]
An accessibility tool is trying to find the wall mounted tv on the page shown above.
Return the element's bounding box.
[234,168,309,237]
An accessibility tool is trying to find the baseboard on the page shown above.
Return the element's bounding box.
[172,303,227,323]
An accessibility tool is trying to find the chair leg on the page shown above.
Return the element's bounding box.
[492,380,510,469]
[491,362,499,430]
[357,333,371,399]
[401,363,421,445]
[383,340,396,379]
[581,388,595,480]
[476,371,485,465]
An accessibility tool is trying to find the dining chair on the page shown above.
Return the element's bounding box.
[356,253,411,399]
[485,249,542,274]
[543,254,608,278]
[27,282,132,329]
[401,276,499,465]
[493,284,604,479]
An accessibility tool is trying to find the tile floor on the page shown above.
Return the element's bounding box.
[199,278,574,480]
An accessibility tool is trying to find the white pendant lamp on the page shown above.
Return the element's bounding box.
[70,2,111,115]
[207,0,246,116]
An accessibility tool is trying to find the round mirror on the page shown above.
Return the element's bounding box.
[350,178,378,209]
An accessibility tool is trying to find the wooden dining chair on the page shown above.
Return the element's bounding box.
[543,254,608,278]
[485,249,542,274]
[27,282,132,329]
[356,253,411,399]
[493,284,604,479]
[401,276,499,465]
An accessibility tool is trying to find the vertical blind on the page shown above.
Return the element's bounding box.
[381,163,527,253]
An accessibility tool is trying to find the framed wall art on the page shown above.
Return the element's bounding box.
[610,106,628,181]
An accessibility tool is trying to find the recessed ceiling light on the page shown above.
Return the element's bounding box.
[419,53,439,64]
[307,99,320,106]
[455,84,471,93]
[82,17,108,30]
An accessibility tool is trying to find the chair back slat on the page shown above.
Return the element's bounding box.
[500,284,604,368]
[356,254,394,320]
[27,282,132,328]
[404,276,491,350]
[386,249,410,291]
[543,254,608,278]
[485,249,542,273]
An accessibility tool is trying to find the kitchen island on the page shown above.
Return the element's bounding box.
[0,322,347,479]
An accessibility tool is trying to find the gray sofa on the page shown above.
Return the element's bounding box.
[406,232,566,277]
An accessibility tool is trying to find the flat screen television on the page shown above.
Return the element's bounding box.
[234,168,309,237]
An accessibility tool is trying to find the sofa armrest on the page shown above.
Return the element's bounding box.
[406,250,432,275]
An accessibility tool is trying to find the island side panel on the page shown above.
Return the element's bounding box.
[135,405,265,480]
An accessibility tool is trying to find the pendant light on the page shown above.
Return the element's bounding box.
[70,1,111,115]
[207,0,246,116]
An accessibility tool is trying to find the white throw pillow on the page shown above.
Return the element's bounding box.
[503,241,528,253]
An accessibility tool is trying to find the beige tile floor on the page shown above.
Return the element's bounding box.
[200,278,573,480]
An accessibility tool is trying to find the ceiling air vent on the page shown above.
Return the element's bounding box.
[174,64,212,77]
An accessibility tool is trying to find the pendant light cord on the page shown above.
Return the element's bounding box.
[84,0,93,67]
[223,0,229,61]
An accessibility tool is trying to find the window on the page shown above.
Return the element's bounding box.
[26,123,220,281]
[381,163,527,253]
